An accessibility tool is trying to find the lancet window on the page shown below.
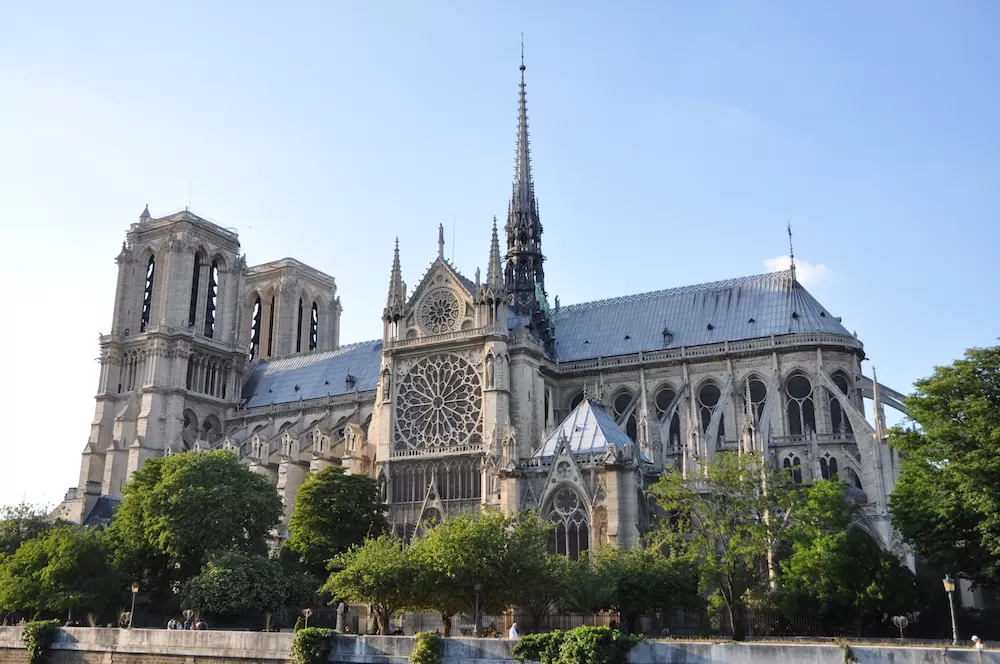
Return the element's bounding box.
[188,255,201,328]
[785,373,816,436]
[612,390,638,441]
[140,256,155,332]
[547,486,590,561]
[747,376,767,424]
[309,302,318,350]
[203,260,219,338]
[820,455,839,480]
[698,382,725,437]
[296,299,304,353]
[783,456,803,485]
[249,297,262,359]
[390,458,481,504]
[829,372,853,436]
[654,385,681,448]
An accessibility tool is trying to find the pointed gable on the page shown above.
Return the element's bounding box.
[401,257,477,339]
[533,397,648,460]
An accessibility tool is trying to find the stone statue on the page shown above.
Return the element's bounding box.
[335,601,348,632]
[486,355,495,388]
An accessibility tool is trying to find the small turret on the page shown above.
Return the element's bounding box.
[138,204,152,223]
[383,239,405,339]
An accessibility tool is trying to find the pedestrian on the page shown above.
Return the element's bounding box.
[508,623,519,640]
[972,635,985,650]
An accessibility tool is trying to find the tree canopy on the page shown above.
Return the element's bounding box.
[0,503,56,557]
[286,467,388,579]
[180,552,290,619]
[322,535,421,635]
[889,345,1000,587]
[649,453,791,638]
[0,525,117,619]
[410,510,550,636]
[105,450,282,598]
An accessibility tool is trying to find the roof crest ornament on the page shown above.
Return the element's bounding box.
[787,223,796,283]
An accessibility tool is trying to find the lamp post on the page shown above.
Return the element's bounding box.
[943,574,958,645]
[473,583,482,638]
[128,583,139,628]
[302,608,313,629]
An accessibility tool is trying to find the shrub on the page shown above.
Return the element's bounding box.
[290,627,337,664]
[21,620,61,664]
[293,616,304,632]
[511,627,640,664]
[512,630,564,664]
[558,626,640,664]
[409,631,440,664]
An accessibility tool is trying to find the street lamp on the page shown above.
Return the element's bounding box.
[302,608,313,629]
[943,574,958,645]
[473,583,482,638]
[128,583,139,629]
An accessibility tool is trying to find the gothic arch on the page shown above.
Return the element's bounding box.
[696,379,724,435]
[545,484,590,560]
[653,382,682,448]
[181,409,199,449]
[202,414,223,445]
[611,388,638,441]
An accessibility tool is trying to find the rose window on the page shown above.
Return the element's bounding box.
[418,288,461,334]
[395,353,482,450]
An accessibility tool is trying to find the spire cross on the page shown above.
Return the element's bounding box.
[787,223,796,281]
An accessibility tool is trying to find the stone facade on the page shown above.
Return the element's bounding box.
[58,60,911,561]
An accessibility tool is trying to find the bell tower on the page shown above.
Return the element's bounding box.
[62,206,248,524]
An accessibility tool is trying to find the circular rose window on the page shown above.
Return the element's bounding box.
[395,353,482,449]
[418,288,461,334]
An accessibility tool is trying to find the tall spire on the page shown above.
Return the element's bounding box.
[504,43,546,319]
[438,223,445,260]
[487,216,503,288]
[383,238,404,322]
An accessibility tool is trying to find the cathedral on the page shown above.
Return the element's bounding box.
[58,58,911,560]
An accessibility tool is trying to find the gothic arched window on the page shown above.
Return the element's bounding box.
[296,298,304,353]
[249,297,262,359]
[612,390,638,441]
[266,295,275,358]
[203,260,219,338]
[547,486,590,561]
[786,373,815,436]
[654,385,681,448]
[570,392,585,410]
[310,302,319,350]
[747,376,767,424]
[829,372,853,436]
[188,254,202,328]
[698,382,724,437]
[820,457,830,480]
[783,456,803,485]
[140,255,155,332]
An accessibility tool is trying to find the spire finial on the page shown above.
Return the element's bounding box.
[384,237,404,322]
[438,223,445,260]
[787,223,796,282]
[520,33,525,71]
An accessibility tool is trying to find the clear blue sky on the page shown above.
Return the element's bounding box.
[2,1,998,508]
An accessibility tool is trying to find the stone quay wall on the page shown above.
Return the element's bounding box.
[1,627,998,664]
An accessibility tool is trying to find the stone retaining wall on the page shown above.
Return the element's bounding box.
[0,627,998,664]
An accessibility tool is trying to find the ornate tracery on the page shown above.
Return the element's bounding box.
[547,485,590,561]
[394,353,482,450]
[418,288,461,334]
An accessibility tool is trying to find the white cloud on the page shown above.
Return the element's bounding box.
[764,255,830,285]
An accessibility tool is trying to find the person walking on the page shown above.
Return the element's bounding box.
[508,623,519,640]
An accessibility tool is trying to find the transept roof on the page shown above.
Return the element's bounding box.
[552,269,851,362]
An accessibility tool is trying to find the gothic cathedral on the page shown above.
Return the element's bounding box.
[58,59,911,561]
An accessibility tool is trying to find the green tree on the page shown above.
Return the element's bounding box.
[514,552,571,632]
[781,480,919,631]
[322,535,420,635]
[0,503,55,556]
[588,546,699,634]
[649,453,790,638]
[286,467,388,579]
[180,552,289,620]
[888,345,1000,587]
[411,510,550,637]
[0,525,117,619]
[105,450,282,599]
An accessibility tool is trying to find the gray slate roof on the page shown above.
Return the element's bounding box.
[553,270,850,362]
[534,398,649,461]
[242,340,383,407]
